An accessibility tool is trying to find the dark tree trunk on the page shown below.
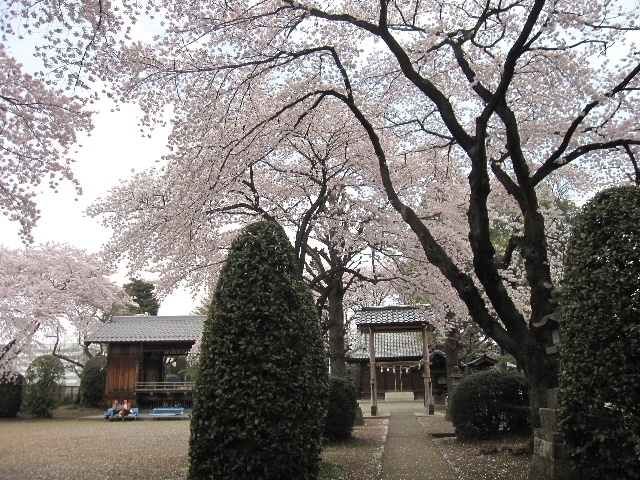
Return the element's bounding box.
[444,329,460,422]
[367,125,559,428]
[443,329,459,394]
[343,8,562,432]
[517,335,559,429]
[327,282,346,377]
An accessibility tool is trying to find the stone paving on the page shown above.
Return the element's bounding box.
[360,400,458,480]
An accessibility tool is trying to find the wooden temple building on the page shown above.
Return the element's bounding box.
[346,332,447,402]
[84,315,205,409]
[348,305,438,415]
[347,306,500,414]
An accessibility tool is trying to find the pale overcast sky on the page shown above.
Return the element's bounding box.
[0,100,198,316]
[1,11,200,315]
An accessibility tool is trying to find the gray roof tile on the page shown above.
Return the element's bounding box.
[348,331,446,361]
[85,315,205,344]
[353,305,437,330]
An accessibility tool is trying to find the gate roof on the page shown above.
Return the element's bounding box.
[353,305,436,333]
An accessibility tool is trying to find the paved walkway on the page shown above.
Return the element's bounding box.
[361,401,457,480]
[381,411,457,480]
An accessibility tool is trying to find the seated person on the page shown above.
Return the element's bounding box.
[111,400,121,418]
[119,399,132,417]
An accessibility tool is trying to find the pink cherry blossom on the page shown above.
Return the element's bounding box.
[4,1,639,420]
[0,243,131,375]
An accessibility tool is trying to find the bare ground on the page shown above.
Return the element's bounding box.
[1,409,190,480]
[417,414,532,480]
[0,408,531,480]
[321,418,389,479]
[432,434,532,480]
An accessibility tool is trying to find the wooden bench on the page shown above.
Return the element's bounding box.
[149,407,185,420]
[104,407,140,421]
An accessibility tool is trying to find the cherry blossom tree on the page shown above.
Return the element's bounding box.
[0,43,94,242]
[0,0,149,241]
[84,0,640,420]
[89,110,405,376]
[0,243,131,375]
[8,1,640,426]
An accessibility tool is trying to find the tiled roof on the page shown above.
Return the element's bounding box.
[465,354,498,367]
[85,315,205,344]
[353,305,437,331]
[347,331,446,361]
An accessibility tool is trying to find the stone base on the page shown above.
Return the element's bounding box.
[529,389,579,480]
[354,406,365,426]
[384,391,415,402]
[530,428,577,480]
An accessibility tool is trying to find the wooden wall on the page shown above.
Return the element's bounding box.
[354,360,447,401]
[359,365,425,396]
[104,341,195,408]
[106,343,142,407]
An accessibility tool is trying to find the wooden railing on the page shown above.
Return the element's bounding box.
[135,381,194,392]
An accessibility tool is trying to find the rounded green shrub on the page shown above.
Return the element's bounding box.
[450,370,530,440]
[189,221,328,479]
[324,377,359,441]
[23,355,65,418]
[79,356,107,408]
[558,186,640,480]
[0,372,23,417]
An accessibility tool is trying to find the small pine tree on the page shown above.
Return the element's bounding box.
[189,221,328,479]
[122,277,160,315]
[23,355,65,418]
[558,186,640,479]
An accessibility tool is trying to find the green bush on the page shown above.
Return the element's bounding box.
[189,221,328,479]
[324,377,359,441]
[0,372,23,417]
[450,370,530,440]
[79,356,107,408]
[23,355,65,418]
[558,186,640,480]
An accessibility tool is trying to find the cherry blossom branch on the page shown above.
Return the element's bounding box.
[533,62,640,185]
[623,144,640,186]
[315,91,520,352]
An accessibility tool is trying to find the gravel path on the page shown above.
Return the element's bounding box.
[0,418,190,480]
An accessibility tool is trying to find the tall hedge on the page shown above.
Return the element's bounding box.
[450,370,530,440]
[558,186,640,479]
[188,221,328,479]
[79,356,107,408]
[0,372,23,417]
[23,355,65,418]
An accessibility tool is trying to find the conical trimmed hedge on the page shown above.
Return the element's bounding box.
[558,186,640,479]
[189,221,328,479]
